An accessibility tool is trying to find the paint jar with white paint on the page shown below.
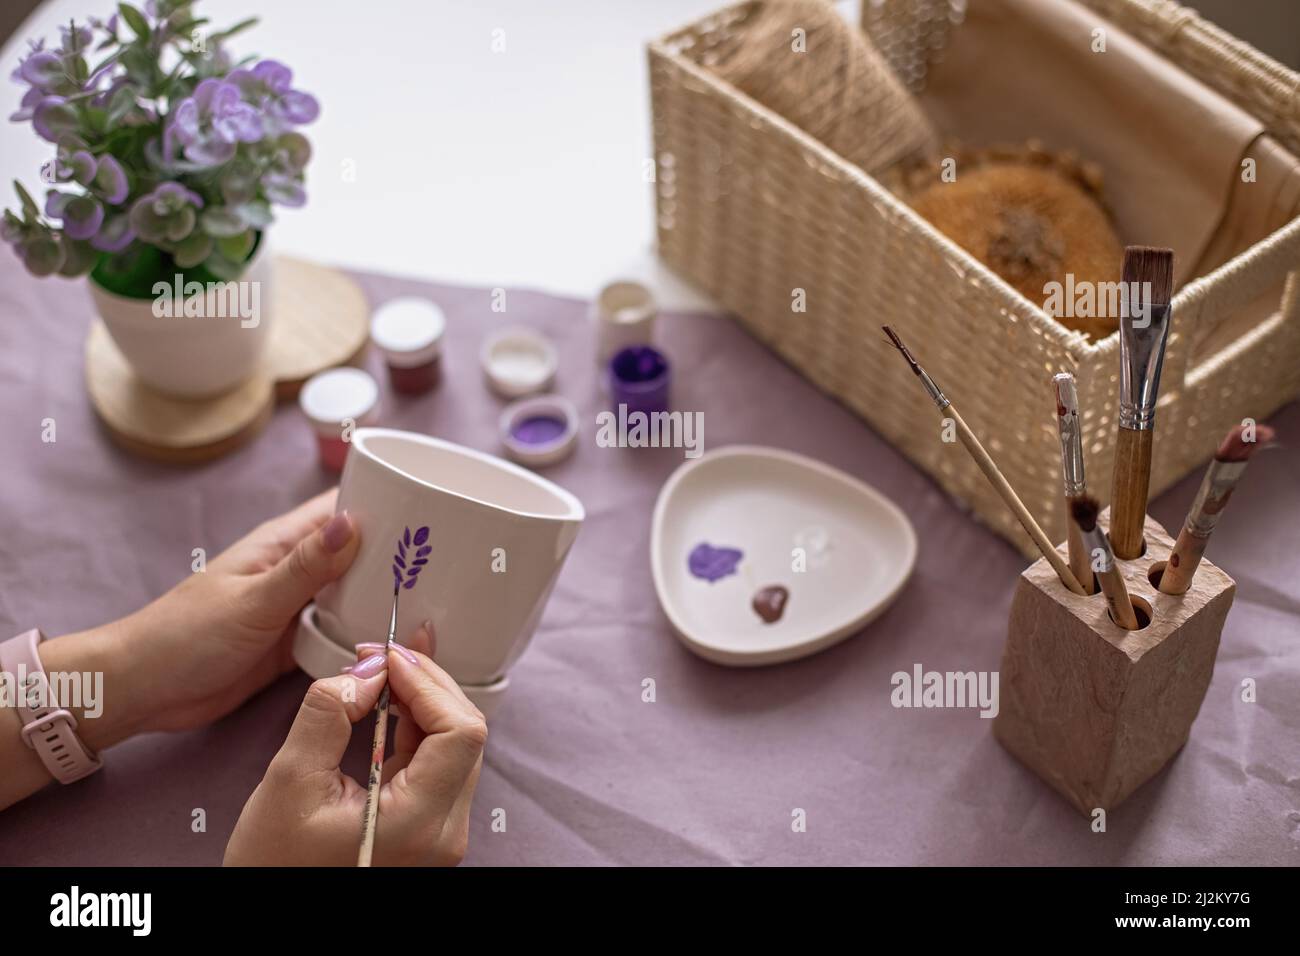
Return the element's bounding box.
[592,280,656,366]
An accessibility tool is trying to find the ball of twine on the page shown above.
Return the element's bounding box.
[705,0,939,175]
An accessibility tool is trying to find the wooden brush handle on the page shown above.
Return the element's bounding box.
[1065,503,1095,595]
[1158,527,1205,595]
[951,407,1085,594]
[357,684,391,867]
[1098,569,1139,630]
[1110,427,1152,560]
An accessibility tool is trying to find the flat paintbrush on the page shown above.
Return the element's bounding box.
[1071,495,1139,630]
[1110,246,1174,559]
[1158,422,1275,595]
[883,325,1086,595]
[1053,372,1096,594]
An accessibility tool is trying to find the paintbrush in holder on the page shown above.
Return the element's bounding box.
[993,507,1234,815]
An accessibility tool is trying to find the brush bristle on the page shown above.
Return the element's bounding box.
[881,325,921,376]
[1121,246,1174,308]
[1070,495,1100,533]
[1216,423,1276,462]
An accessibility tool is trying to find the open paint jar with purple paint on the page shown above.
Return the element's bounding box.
[499,394,579,468]
[607,345,670,415]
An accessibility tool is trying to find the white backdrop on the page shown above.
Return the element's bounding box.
[1,1,850,309]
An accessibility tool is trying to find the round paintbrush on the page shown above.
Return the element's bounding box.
[883,326,1086,595]
[356,588,398,868]
[1071,496,1139,630]
[1159,423,1275,595]
[1053,373,1096,594]
[358,524,432,867]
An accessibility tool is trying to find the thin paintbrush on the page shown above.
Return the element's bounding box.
[1110,246,1174,559]
[1159,423,1275,595]
[883,325,1086,595]
[357,524,432,867]
[1053,373,1095,594]
[357,585,398,868]
[1071,496,1139,630]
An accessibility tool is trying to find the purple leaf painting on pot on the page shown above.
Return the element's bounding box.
[393,525,432,592]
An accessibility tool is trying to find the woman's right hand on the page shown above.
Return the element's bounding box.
[224,629,487,866]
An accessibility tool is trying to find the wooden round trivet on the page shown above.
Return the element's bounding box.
[85,256,370,464]
[265,256,371,401]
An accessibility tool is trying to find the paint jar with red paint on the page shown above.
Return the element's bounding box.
[370,297,446,395]
[298,367,380,472]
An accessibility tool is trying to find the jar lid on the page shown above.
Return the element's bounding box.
[371,297,446,368]
[480,326,558,398]
[499,394,578,468]
[298,367,379,430]
[595,280,655,326]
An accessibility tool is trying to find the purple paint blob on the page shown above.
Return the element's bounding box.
[608,345,670,416]
[511,414,568,446]
[611,346,668,383]
[688,542,743,583]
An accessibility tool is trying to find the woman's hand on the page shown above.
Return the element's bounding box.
[3,489,360,810]
[224,629,487,866]
[43,489,359,747]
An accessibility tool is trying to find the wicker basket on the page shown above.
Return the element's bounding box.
[648,0,1300,557]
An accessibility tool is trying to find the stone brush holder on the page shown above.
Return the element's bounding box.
[993,508,1235,815]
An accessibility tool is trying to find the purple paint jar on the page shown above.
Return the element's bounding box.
[499,394,579,468]
[607,345,671,416]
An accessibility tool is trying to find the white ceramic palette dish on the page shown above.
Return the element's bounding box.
[651,446,917,666]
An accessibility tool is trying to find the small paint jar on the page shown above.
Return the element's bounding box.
[607,345,670,416]
[481,326,558,399]
[592,280,656,365]
[499,394,579,468]
[298,367,380,472]
[370,297,446,395]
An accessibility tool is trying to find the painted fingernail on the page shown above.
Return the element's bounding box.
[322,511,353,553]
[388,642,419,665]
[339,664,354,674]
[356,641,415,664]
[350,653,387,678]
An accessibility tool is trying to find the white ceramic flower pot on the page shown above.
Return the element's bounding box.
[88,239,274,398]
[293,429,585,715]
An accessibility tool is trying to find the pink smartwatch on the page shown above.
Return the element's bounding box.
[0,628,103,783]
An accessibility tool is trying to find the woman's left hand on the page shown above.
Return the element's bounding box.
[42,489,360,748]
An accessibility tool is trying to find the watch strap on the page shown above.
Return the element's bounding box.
[1,628,103,784]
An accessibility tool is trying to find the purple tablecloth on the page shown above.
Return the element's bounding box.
[1,252,1297,866]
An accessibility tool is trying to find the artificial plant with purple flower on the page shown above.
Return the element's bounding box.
[2,1,318,284]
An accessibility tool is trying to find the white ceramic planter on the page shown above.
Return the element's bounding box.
[293,428,585,714]
[88,239,274,398]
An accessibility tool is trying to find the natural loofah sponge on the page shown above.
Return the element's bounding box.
[898,145,1125,341]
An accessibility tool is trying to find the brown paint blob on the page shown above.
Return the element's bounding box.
[752,585,790,624]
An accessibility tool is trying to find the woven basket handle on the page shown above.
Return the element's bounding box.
[1165,215,1300,390]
